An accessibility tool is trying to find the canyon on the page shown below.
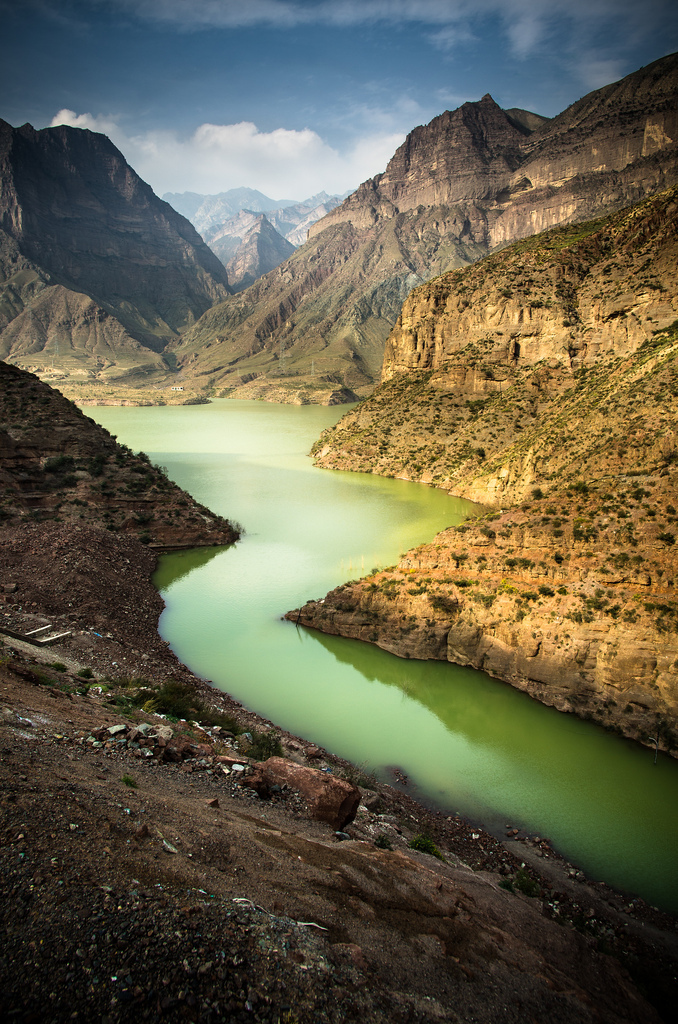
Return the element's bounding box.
[292,185,678,755]
[171,52,678,403]
[4,363,677,1022]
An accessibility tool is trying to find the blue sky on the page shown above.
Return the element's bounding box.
[1,1,677,201]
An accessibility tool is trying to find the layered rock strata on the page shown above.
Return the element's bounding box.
[0,360,238,549]
[175,52,678,401]
[292,188,678,752]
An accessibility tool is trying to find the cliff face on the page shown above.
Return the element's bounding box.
[0,119,230,384]
[175,53,678,402]
[215,214,296,292]
[0,360,238,550]
[294,188,678,753]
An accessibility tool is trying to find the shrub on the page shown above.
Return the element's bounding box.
[50,662,67,672]
[77,667,93,679]
[409,835,445,861]
[121,774,138,789]
[44,455,75,473]
[514,868,540,897]
[247,731,283,761]
[375,834,393,850]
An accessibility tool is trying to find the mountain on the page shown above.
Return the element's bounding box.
[165,188,346,303]
[164,189,347,246]
[293,185,678,753]
[171,52,678,404]
[210,212,296,292]
[163,187,298,235]
[264,192,349,245]
[0,359,238,549]
[0,119,230,388]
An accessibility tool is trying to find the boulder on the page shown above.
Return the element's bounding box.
[262,757,360,829]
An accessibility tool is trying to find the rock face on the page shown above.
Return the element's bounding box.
[208,213,295,292]
[293,187,678,755]
[173,53,678,402]
[261,757,360,829]
[0,118,230,381]
[0,360,239,549]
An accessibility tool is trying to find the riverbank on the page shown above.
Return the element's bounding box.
[2,362,678,1020]
[2,552,678,1023]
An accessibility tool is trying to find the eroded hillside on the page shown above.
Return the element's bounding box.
[0,361,238,549]
[292,189,678,753]
[173,53,678,402]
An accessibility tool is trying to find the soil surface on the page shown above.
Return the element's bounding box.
[2,547,678,1023]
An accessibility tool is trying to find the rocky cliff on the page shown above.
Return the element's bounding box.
[291,187,678,754]
[0,360,238,550]
[174,53,678,402]
[206,212,296,292]
[0,119,230,389]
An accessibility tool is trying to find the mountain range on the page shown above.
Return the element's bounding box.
[0,53,676,405]
[163,189,348,292]
[169,52,678,404]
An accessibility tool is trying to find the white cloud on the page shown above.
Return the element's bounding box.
[50,109,404,199]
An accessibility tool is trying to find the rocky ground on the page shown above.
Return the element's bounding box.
[0,512,676,1022]
[2,357,678,1022]
[2,633,678,1024]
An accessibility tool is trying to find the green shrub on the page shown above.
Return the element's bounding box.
[514,868,540,897]
[77,667,93,679]
[121,774,138,789]
[44,455,75,473]
[247,731,283,761]
[409,834,445,861]
[50,662,67,672]
[126,679,239,731]
[374,833,393,850]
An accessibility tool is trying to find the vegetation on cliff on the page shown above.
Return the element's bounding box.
[0,361,239,549]
[293,188,678,753]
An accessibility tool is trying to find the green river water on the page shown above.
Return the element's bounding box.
[90,400,678,912]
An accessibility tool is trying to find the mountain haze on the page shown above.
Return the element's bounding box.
[172,52,678,404]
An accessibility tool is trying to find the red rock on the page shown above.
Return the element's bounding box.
[241,768,270,798]
[205,798,219,808]
[262,757,360,829]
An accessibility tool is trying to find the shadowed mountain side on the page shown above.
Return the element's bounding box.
[0,360,239,549]
[0,119,230,380]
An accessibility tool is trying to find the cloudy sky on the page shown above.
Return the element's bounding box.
[1,0,677,202]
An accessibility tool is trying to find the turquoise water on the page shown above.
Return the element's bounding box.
[90,400,678,911]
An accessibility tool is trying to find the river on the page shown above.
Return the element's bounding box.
[90,399,678,912]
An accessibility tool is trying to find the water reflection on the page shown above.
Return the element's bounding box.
[154,545,235,589]
[302,626,678,909]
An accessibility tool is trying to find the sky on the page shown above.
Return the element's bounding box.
[1,0,677,202]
